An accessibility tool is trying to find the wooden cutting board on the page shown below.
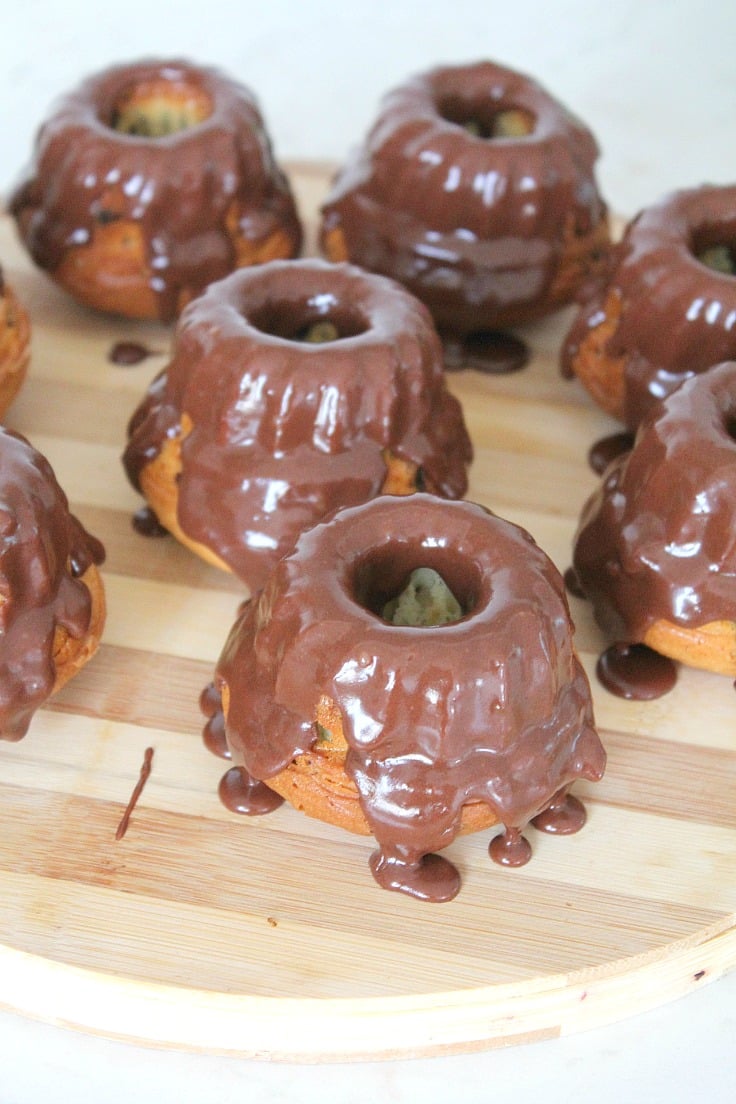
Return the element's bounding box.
[0,164,734,1062]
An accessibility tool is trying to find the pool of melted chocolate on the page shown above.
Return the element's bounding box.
[596,643,678,701]
[443,331,530,374]
[109,341,159,366]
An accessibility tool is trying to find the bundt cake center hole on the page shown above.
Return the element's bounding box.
[692,228,736,275]
[249,294,369,343]
[108,78,213,137]
[437,97,535,139]
[350,545,483,627]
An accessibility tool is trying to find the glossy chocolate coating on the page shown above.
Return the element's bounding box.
[563,185,736,428]
[0,427,105,740]
[123,259,472,590]
[320,60,607,332]
[10,59,302,321]
[573,362,736,642]
[216,494,605,900]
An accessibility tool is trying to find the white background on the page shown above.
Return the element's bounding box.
[1,2,736,1101]
[1,0,735,215]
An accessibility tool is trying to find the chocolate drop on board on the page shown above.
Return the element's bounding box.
[218,766,284,816]
[488,827,533,867]
[587,432,635,475]
[369,848,461,903]
[109,341,157,366]
[443,331,530,374]
[132,505,169,538]
[532,793,587,834]
[115,746,154,840]
[596,643,678,701]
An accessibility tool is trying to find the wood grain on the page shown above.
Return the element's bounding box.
[0,166,734,1061]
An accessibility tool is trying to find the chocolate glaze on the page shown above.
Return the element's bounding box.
[563,185,736,428]
[213,494,605,901]
[123,259,473,590]
[0,427,105,740]
[10,59,302,321]
[596,644,678,701]
[573,362,736,655]
[320,60,608,333]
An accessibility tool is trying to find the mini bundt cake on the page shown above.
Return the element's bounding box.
[207,494,606,902]
[573,362,736,677]
[123,259,472,591]
[0,427,106,740]
[321,60,610,334]
[0,264,31,417]
[10,58,302,321]
[563,184,736,428]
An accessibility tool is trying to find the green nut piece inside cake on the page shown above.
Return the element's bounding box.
[383,567,463,627]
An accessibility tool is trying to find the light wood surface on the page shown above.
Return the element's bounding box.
[0,165,734,1061]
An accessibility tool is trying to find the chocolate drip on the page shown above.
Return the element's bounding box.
[587,432,635,475]
[123,260,472,590]
[369,848,461,903]
[0,428,105,740]
[10,59,301,321]
[115,747,154,839]
[531,793,587,834]
[215,495,605,901]
[200,682,231,759]
[218,766,283,816]
[488,828,532,868]
[563,186,736,428]
[563,566,586,599]
[596,644,678,701]
[574,363,736,659]
[321,61,609,333]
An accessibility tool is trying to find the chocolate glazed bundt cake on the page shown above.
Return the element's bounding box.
[123,259,472,591]
[321,59,610,334]
[206,494,606,902]
[10,58,302,320]
[0,427,105,741]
